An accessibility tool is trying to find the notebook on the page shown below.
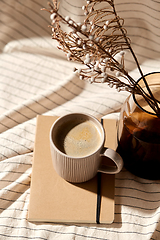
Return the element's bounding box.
[28,115,117,224]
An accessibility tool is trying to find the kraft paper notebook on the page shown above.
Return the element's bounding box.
[28,115,117,224]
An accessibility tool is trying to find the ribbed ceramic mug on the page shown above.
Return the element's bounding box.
[50,113,123,183]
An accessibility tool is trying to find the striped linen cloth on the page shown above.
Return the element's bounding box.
[0,0,160,239]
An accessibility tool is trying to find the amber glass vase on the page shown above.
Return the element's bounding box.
[117,72,160,180]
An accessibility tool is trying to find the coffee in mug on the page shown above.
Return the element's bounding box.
[50,113,123,183]
[54,117,101,157]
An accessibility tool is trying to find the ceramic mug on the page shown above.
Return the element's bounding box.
[50,113,123,183]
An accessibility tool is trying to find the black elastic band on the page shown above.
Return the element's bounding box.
[96,172,101,224]
[96,119,104,224]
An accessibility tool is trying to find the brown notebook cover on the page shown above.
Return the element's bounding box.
[28,115,116,224]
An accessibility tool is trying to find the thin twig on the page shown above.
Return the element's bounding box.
[42,0,159,115]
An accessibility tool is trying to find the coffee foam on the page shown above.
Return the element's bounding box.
[55,119,101,157]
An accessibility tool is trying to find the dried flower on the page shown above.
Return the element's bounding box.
[42,0,160,115]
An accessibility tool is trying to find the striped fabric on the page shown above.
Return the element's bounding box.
[0,0,160,239]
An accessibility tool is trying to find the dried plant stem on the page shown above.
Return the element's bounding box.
[43,0,160,115]
[112,4,160,113]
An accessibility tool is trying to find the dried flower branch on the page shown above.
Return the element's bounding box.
[42,0,160,115]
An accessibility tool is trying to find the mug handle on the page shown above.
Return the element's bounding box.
[98,148,123,174]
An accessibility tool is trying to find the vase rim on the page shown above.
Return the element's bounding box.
[132,71,160,117]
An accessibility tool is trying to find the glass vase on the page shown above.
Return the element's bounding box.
[117,72,160,180]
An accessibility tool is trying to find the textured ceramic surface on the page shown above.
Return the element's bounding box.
[50,113,123,182]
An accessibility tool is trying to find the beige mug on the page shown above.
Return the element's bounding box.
[50,113,123,183]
